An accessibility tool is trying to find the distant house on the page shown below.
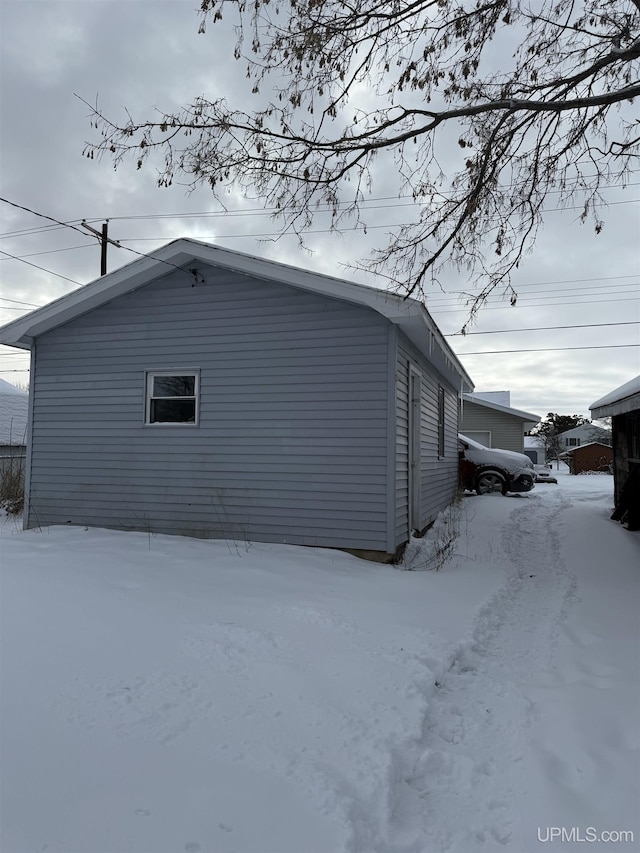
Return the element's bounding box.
[591,375,640,531]
[460,392,539,454]
[0,379,28,500]
[560,442,613,475]
[0,379,28,450]
[524,435,547,465]
[557,423,612,451]
[0,238,474,558]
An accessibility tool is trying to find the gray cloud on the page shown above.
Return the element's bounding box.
[1,0,638,413]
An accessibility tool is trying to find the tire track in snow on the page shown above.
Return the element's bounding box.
[387,489,577,853]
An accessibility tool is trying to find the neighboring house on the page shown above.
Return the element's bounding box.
[468,390,511,407]
[557,423,612,451]
[560,442,613,475]
[0,238,474,558]
[0,379,28,489]
[460,393,540,454]
[524,435,547,465]
[591,375,640,531]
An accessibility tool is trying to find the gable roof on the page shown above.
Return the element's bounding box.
[0,380,28,445]
[590,375,640,418]
[0,238,473,393]
[557,423,610,439]
[463,393,539,426]
[559,441,613,455]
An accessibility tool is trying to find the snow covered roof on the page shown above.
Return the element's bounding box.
[557,423,609,439]
[559,441,613,455]
[462,393,540,426]
[590,375,640,418]
[0,238,474,393]
[0,380,28,445]
[0,379,25,396]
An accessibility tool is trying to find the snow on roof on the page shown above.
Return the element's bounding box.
[0,378,26,396]
[0,382,28,445]
[590,375,640,418]
[0,238,474,393]
[560,441,613,455]
[556,423,610,438]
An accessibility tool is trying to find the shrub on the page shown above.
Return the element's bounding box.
[0,454,25,515]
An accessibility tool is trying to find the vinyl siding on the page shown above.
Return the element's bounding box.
[394,334,460,547]
[27,266,391,551]
[394,352,410,545]
[460,401,525,452]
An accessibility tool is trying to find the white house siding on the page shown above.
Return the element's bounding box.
[27,267,392,551]
[395,336,460,547]
[460,400,525,452]
[558,424,612,450]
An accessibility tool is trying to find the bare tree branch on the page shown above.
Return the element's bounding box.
[79,0,640,321]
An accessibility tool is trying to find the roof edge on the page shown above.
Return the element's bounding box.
[0,238,474,389]
[463,393,539,423]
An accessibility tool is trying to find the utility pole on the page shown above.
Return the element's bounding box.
[81,220,121,276]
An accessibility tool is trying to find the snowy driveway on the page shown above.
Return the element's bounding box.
[1,471,638,852]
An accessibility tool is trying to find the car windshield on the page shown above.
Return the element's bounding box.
[458,433,489,450]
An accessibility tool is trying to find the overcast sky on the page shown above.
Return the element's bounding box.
[1,0,638,419]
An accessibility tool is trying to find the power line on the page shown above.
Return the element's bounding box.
[433,273,639,294]
[446,321,640,336]
[84,185,640,224]
[1,242,637,302]
[457,344,639,355]
[1,198,637,322]
[426,284,639,307]
[0,250,82,286]
[0,296,41,307]
[2,174,637,240]
[0,244,96,261]
[1,242,636,309]
[432,296,640,313]
[0,198,196,280]
[115,196,637,243]
[0,222,80,241]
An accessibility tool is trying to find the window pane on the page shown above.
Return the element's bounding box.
[153,375,195,397]
[150,399,196,423]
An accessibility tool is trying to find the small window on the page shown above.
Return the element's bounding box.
[438,386,445,457]
[145,371,199,425]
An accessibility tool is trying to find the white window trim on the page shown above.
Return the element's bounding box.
[144,369,200,426]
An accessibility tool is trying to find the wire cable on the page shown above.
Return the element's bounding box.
[0,250,82,286]
[458,344,639,355]
[2,174,637,240]
[445,321,640,336]
[0,198,196,280]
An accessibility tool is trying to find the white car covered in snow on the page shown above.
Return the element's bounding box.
[534,464,558,484]
[458,434,536,496]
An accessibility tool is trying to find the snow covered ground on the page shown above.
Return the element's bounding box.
[1,468,638,853]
